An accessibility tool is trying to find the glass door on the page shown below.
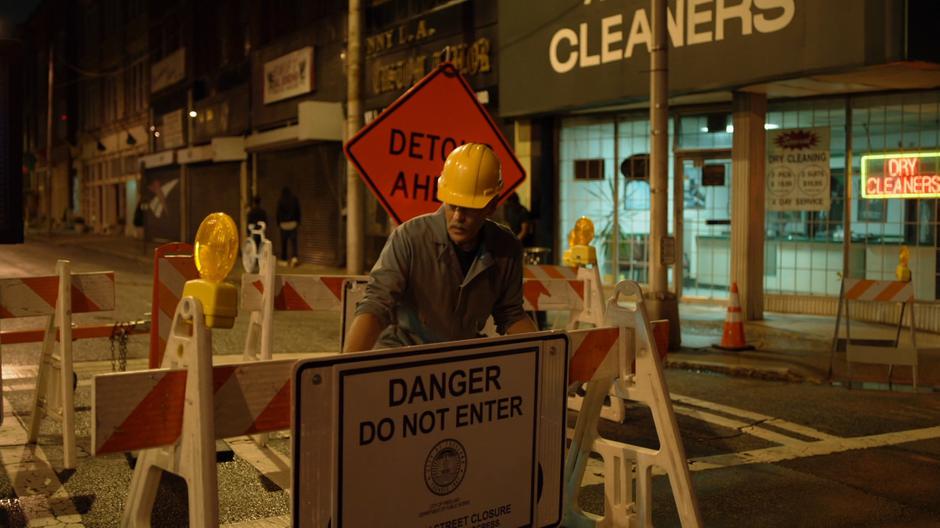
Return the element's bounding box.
[676,154,733,300]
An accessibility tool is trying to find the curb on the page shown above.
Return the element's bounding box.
[665,357,818,384]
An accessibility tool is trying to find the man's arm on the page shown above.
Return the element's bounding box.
[343,312,384,352]
[505,315,538,335]
[345,226,411,351]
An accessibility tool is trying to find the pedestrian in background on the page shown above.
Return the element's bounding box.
[246,195,268,245]
[500,192,534,246]
[276,187,301,267]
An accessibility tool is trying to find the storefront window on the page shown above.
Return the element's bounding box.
[677,113,733,150]
[763,98,847,297]
[851,91,940,301]
[559,115,674,285]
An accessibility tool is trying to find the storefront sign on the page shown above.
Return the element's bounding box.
[363,1,498,110]
[371,37,492,97]
[151,48,186,93]
[263,47,314,104]
[159,109,185,150]
[499,1,874,116]
[861,152,940,199]
[291,334,568,527]
[766,127,830,211]
[345,63,525,224]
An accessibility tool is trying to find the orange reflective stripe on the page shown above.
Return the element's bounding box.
[873,281,908,302]
[845,279,875,300]
[569,327,619,383]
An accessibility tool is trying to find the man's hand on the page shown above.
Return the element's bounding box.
[505,315,538,335]
[343,313,384,352]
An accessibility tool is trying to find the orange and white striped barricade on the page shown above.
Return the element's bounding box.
[523,264,606,329]
[526,264,626,423]
[240,242,368,362]
[830,278,922,389]
[564,281,701,528]
[92,296,293,528]
[150,242,198,368]
[239,242,366,446]
[0,259,115,469]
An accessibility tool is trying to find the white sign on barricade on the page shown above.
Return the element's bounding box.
[0,260,116,469]
[292,332,569,528]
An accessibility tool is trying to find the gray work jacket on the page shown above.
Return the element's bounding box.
[356,206,527,348]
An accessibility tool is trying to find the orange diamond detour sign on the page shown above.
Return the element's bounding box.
[344,63,526,224]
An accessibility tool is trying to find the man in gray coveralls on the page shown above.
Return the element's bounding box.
[344,143,537,352]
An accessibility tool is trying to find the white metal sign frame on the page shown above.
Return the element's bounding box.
[292,333,570,528]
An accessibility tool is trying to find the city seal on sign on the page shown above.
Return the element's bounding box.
[424,438,468,496]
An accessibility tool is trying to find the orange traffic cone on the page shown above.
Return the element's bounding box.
[714,283,754,351]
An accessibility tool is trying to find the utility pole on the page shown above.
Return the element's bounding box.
[45,41,53,235]
[346,0,365,274]
[648,0,681,347]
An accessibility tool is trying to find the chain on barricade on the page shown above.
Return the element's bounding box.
[109,321,133,372]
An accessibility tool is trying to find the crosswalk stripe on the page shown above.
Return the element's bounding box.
[671,393,838,441]
[689,425,940,471]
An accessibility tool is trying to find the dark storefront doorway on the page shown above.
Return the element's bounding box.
[257,143,344,267]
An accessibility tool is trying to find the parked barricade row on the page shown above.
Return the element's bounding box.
[239,240,368,363]
[92,279,700,528]
[0,260,122,469]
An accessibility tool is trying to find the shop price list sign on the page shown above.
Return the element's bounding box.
[291,336,567,528]
[766,127,831,211]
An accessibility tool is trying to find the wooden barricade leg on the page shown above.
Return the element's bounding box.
[122,297,218,528]
[27,314,56,443]
[57,261,77,469]
[563,377,616,528]
[565,281,702,528]
[27,260,79,469]
[245,241,275,447]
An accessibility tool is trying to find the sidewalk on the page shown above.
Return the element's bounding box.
[672,303,940,392]
[30,230,940,391]
[27,229,347,277]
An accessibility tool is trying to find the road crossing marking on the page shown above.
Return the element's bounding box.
[671,405,805,446]
[688,424,940,471]
[575,393,940,485]
[670,393,838,441]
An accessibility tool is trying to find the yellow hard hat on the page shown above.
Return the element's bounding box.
[437,143,503,209]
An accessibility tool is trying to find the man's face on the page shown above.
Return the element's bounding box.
[444,202,494,250]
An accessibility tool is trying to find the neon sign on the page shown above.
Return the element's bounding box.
[861,152,940,199]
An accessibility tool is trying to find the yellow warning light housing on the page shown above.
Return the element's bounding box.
[562,216,597,267]
[182,212,239,328]
[896,245,912,282]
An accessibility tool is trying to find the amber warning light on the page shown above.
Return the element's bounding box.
[862,152,940,199]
